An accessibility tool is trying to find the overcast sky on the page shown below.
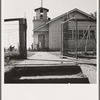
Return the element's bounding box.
[2,0,97,48]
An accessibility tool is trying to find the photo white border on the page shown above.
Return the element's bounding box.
[1,0,99,100]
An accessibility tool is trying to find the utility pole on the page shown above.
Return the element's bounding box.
[61,16,75,56]
[61,23,63,56]
[75,18,78,59]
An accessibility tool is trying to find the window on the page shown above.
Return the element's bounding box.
[40,8,43,19]
[73,30,76,39]
[79,30,83,39]
[73,30,78,39]
[40,14,43,19]
[90,30,95,39]
[68,30,72,39]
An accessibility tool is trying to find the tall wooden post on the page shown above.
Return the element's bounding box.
[75,18,78,59]
[19,18,27,59]
[61,23,63,56]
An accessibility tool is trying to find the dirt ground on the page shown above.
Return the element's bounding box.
[4,51,35,72]
[49,52,97,83]
[80,64,96,83]
[4,51,97,84]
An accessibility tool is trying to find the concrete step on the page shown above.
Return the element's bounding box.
[5,64,89,83]
[5,74,89,83]
[14,64,82,76]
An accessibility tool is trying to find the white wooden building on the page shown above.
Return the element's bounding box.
[33,7,96,52]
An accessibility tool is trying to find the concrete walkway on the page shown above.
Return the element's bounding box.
[15,52,75,66]
[28,52,60,60]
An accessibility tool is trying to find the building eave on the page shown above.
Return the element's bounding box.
[46,8,96,24]
[35,7,49,12]
[33,8,96,31]
[33,23,48,31]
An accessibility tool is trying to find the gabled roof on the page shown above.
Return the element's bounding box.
[33,8,96,31]
[47,8,96,24]
[35,7,49,12]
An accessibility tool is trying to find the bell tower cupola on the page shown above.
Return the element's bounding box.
[34,0,50,20]
[34,7,49,20]
[33,0,50,29]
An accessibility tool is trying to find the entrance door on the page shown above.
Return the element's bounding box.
[38,34,45,50]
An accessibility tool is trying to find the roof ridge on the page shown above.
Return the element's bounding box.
[33,8,96,31]
[47,8,95,24]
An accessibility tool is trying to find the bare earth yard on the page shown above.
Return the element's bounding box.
[4,51,35,72]
[49,52,97,84]
[4,51,97,84]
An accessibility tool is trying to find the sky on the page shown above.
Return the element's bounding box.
[2,0,97,48]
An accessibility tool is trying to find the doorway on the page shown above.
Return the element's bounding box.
[38,34,45,50]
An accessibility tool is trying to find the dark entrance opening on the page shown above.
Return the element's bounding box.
[38,34,45,51]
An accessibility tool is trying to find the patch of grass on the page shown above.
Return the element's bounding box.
[5,51,35,59]
[4,51,35,72]
[4,51,20,59]
[4,59,23,72]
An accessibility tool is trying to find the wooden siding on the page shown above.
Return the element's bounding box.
[63,20,96,56]
[37,25,49,31]
[49,18,62,50]
[33,20,47,29]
